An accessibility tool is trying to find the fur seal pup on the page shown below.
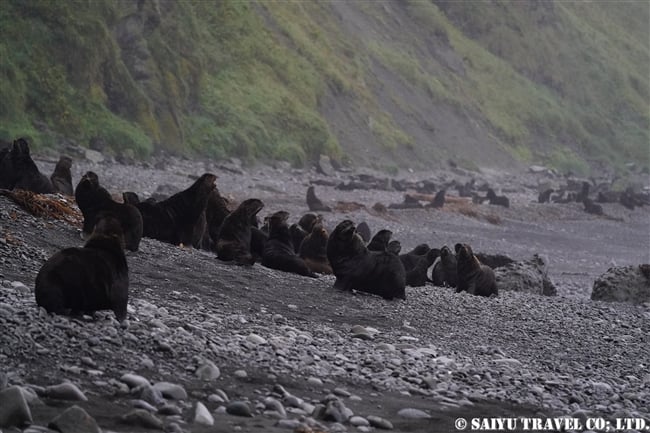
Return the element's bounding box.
[75,171,143,251]
[134,173,216,247]
[355,221,371,243]
[455,243,498,297]
[216,198,264,265]
[262,211,318,277]
[306,186,331,212]
[35,214,129,321]
[2,138,55,193]
[399,244,438,287]
[298,213,321,232]
[431,245,458,288]
[327,220,406,300]
[486,188,510,208]
[367,229,393,251]
[299,223,332,274]
[50,155,73,195]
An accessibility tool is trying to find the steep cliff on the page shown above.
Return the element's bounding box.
[1,0,648,173]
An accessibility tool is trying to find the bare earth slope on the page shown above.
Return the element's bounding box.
[1,157,649,432]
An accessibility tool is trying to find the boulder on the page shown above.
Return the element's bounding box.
[494,254,557,296]
[591,265,650,305]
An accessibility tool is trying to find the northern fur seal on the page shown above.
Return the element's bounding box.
[299,224,332,274]
[216,198,264,265]
[35,214,129,321]
[431,245,457,288]
[327,220,406,299]
[50,155,73,195]
[355,221,371,243]
[427,190,445,208]
[366,229,393,252]
[205,187,233,250]
[1,138,55,193]
[134,173,216,247]
[455,243,498,297]
[262,211,318,277]
[306,186,331,212]
[75,171,143,252]
[486,188,510,208]
[399,244,438,287]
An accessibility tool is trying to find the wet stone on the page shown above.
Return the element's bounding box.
[121,409,164,430]
[226,401,253,417]
[0,386,32,428]
[368,415,394,430]
[43,382,87,401]
[48,405,100,433]
[153,382,187,400]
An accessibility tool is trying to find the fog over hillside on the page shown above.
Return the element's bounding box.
[1,0,648,175]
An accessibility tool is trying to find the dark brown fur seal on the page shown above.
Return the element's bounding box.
[355,221,371,243]
[455,243,498,297]
[299,224,332,274]
[306,186,331,212]
[290,223,308,253]
[486,188,510,208]
[50,155,73,195]
[75,171,143,252]
[400,244,438,287]
[205,187,233,251]
[216,198,264,265]
[35,214,129,321]
[262,211,318,277]
[134,173,216,247]
[327,220,406,300]
[298,213,322,232]
[431,245,457,288]
[367,229,393,252]
[2,138,55,193]
[428,190,446,208]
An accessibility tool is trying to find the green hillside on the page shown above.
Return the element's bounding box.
[1,0,648,174]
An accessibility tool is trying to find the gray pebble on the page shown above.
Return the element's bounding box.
[0,386,32,428]
[153,381,187,400]
[264,397,286,417]
[350,415,370,426]
[139,384,165,406]
[195,360,221,381]
[194,401,214,426]
[276,418,302,429]
[131,399,157,412]
[158,403,182,415]
[43,382,87,401]
[226,401,253,417]
[368,415,394,430]
[121,409,164,430]
[397,408,432,419]
[48,405,100,433]
[120,373,151,389]
[234,369,248,379]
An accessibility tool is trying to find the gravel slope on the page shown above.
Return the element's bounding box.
[1,156,649,433]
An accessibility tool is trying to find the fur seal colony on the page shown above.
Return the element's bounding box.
[2,136,648,322]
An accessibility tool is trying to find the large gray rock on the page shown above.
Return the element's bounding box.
[591,265,650,305]
[494,255,557,296]
[0,386,32,428]
[49,405,100,433]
